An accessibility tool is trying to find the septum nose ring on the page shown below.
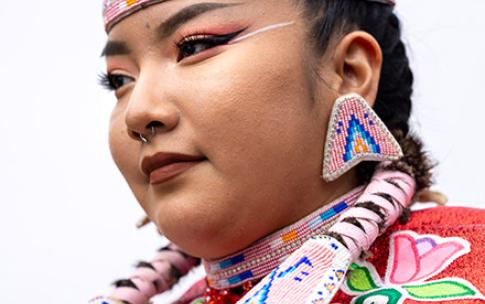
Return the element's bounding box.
[139,133,149,144]
[139,126,157,144]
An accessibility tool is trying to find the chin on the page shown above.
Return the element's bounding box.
[142,165,260,258]
[161,219,241,259]
[153,200,249,259]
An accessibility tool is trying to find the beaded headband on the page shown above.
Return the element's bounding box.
[102,0,396,32]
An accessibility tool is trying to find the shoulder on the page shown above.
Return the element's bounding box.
[335,206,485,303]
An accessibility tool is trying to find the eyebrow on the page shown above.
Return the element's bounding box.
[101,40,131,57]
[157,2,242,40]
[101,2,242,57]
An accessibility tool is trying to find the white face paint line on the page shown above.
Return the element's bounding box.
[229,21,295,44]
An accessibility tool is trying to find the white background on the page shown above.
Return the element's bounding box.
[0,1,483,303]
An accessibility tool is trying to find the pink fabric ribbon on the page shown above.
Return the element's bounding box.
[329,168,416,260]
[106,244,199,304]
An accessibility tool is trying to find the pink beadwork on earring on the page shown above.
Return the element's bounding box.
[322,93,403,182]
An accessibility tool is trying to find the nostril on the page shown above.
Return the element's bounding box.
[128,129,143,142]
[146,121,165,136]
[127,121,165,143]
[146,121,164,130]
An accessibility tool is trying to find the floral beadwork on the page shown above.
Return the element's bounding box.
[342,231,484,303]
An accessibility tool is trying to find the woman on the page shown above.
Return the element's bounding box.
[91,0,485,303]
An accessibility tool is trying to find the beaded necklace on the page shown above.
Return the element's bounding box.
[198,186,364,302]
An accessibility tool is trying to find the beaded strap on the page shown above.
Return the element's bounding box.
[90,244,200,304]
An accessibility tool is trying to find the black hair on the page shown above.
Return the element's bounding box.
[299,0,433,192]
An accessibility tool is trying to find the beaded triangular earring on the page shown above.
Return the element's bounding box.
[322,93,403,182]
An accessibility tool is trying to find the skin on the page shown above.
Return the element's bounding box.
[105,0,383,259]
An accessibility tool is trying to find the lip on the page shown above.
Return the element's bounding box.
[141,152,206,185]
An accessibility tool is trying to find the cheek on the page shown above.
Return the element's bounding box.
[160,39,326,254]
[187,41,321,176]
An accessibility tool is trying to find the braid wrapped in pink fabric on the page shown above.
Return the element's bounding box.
[89,244,199,304]
[328,166,416,259]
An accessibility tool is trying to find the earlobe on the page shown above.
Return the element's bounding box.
[333,31,383,106]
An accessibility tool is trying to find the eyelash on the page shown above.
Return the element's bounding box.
[99,29,244,91]
[98,72,133,92]
[176,29,243,61]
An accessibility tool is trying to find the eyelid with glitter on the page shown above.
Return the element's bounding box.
[173,21,295,63]
[175,29,246,62]
[175,20,295,47]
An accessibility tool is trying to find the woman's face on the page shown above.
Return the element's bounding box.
[105,0,348,258]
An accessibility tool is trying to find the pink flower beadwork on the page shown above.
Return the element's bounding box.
[343,231,484,304]
[388,232,466,284]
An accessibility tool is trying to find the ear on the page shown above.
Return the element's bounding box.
[331,31,383,106]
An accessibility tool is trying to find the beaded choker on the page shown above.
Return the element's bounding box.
[202,186,364,290]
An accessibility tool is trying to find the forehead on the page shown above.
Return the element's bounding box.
[107,0,241,33]
[104,1,243,56]
[106,0,296,34]
[104,0,298,55]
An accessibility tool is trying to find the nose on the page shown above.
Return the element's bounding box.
[125,71,180,143]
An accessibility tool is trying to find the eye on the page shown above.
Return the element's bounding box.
[98,72,135,91]
[176,29,244,62]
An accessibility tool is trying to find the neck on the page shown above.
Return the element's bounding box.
[202,185,364,290]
